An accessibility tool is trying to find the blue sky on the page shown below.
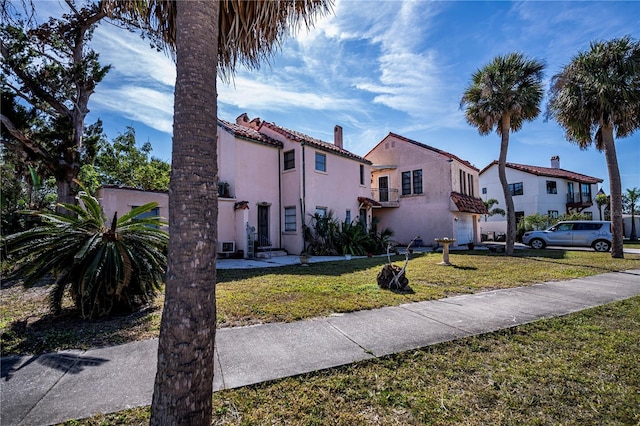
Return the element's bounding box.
[53,1,640,193]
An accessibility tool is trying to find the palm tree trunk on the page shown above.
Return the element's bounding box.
[150,2,219,424]
[601,125,624,258]
[499,115,516,256]
[631,208,637,241]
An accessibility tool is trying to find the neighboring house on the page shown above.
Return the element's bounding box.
[96,185,169,230]
[241,114,373,255]
[100,114,374,258]
[478,156,603,236]
[364,133,487,248]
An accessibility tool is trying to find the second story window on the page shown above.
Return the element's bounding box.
[315,152,326,172]
[413,169,423,194]
[284,150,295,170]
[401,170,423,195]
[509,182,524,196]
[546,180,557,194]
[359,164,365,185]
[402,171,411,195]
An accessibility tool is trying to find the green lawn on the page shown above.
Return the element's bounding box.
[60,296,640,425]
[2,249,639,356]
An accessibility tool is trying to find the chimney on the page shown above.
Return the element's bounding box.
[550,155,560,169]
[236,113,250,127]
[249,117,261,130]
[334,125,343,149]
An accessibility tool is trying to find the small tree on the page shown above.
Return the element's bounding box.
[595,192,608,221]
[623,187,639,241]
[483,198,506,221]
[3,189,168,319]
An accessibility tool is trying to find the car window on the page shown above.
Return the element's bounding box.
[556,223,573,231]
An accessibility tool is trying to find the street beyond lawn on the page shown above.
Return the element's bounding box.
[2,249,639,357]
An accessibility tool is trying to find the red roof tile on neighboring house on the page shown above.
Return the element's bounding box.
[450,192,488,214]
[387,133,479,171]
[479,161,602,184]
[261,121,371,164]
[358,196,382,208]
[218,119,283,148]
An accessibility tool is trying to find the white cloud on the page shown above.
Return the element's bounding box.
[94,25,176,86]
[218,75,361,112]
[92,86,174,134]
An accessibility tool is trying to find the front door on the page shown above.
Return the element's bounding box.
[378,176,389,202]
[258,205,269,245]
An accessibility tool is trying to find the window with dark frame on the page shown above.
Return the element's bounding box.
[467,174,474,196]
[359,164,365,185]
[283,150,295,170]
[413,169,423,194]
[401,171,411,195]
[315,152,326,172]
[284,207,296,232]
[460,170,466,194]
[548,210,559,219]
[546,180,557,194]
[509,182,524,196]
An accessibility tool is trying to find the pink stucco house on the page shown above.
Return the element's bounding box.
[235,113,373,255]
[364,133,487,248]
[99,114,374,258]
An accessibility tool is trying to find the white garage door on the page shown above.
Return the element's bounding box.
[456,215,474,245]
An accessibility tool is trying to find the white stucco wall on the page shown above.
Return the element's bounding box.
[479,163,601,236]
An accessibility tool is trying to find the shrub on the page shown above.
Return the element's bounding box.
[3,190,168,319]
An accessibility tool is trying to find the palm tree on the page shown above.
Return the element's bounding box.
[595,192,608,221]
[547,36,640,258]
[623,187,639,241]
[101,1,332,423]
[461,53,545,255]
[4,190,167,319]
[483,198,506,220]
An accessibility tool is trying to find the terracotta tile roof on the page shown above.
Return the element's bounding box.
[479,161,602,184]
[387,133,478,171]
[261,121,371,164]
[358,196,382,208]
[450,192,488,214]
[218,119,283,148]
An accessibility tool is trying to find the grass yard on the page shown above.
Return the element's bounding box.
[59,295,640,425]
[2,249,639,356]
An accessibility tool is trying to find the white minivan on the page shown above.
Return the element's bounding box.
[522,221,612,252]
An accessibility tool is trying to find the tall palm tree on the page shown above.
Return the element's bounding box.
[547,36,640,258]
[623,187,639,241]
[461,53,545,255]
[101,1,331,423]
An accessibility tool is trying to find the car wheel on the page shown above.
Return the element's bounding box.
[593,240,611,252]
[530,238,546,249]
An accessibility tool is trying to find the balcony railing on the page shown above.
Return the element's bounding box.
[566,192,592,205]
[371,188,400,205]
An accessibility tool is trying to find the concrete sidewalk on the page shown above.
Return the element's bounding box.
[2,269,639,426]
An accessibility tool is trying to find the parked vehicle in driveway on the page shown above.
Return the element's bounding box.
[522,221,612,252]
